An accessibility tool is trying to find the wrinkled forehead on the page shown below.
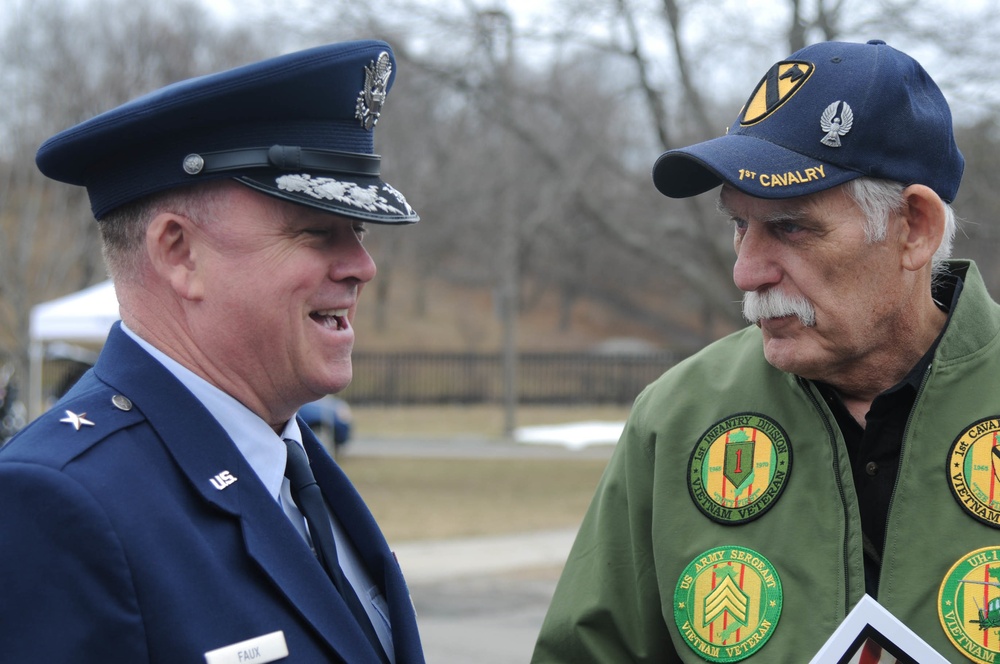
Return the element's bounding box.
[718,182,855,222]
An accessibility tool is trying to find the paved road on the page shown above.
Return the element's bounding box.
[411,566,561,664]
[343,436,608,663]
[396,531,574,664]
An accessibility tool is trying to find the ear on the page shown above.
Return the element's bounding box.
[145,212,205,301]
[897,184,946,273]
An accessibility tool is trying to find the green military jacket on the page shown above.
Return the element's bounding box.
[533,260,1000,663]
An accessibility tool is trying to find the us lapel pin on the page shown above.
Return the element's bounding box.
[209,470,238,491]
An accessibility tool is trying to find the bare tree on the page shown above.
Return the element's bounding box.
[0,0,271,404]
[379,0,1000,344]
[7,0,999,385]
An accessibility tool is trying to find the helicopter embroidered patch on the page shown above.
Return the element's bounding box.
[674,545,783,662]
[688,413,792,524]
[947,417,1000,527]
[938,546,1000,663]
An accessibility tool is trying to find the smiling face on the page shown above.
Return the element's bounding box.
[722,183,917,390]
[184,185,376,424]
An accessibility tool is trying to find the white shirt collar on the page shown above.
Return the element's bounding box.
[121,322,298,502]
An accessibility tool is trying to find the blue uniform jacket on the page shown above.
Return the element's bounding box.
[0,323,424,663]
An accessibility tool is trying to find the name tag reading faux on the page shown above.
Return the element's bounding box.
[204,630,288,664]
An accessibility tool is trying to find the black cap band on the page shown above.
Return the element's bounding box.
[182,145,382,178]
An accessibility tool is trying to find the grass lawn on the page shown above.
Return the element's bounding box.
[348,404,632,439]
[335,405,625,542]
[339,455,609,542]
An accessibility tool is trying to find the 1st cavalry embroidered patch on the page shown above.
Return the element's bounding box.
[688,413,792,524]
[938,546,1000,663]
[947,417,1000,527]
[674,546,783,662]
[740,60,814,126]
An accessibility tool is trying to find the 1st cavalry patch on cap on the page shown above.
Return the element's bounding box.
[674,545,782,662]
[947,417,1000,527]
[688,413,792,524]
[739,60,814,126]
[938,546,1000,663]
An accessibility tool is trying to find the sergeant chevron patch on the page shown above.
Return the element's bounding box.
[674,545,782,662]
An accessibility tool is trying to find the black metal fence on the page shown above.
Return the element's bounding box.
[339,351,679,405]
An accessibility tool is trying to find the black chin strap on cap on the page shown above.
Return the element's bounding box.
[181,144,382,178]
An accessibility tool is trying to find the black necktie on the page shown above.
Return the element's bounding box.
[283,439,389,663]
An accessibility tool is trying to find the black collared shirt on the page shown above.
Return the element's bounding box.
[815,273,963,598]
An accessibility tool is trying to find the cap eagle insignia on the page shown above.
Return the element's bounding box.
[820,100,853,147]
[355,51,392,131]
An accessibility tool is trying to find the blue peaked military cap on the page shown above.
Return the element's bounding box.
[652,40,964,203]
[36,40,418,223]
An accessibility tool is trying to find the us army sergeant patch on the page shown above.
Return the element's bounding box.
[688,413,792,524]
[938,546,1000,663]
[674,545,782,662]
[947,417,1000,527]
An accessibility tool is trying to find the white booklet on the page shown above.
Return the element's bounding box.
[808,595,949,663]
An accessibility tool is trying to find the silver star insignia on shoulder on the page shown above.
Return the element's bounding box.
[60,410,95,431]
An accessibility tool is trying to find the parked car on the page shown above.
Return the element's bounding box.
[297,395,353,449]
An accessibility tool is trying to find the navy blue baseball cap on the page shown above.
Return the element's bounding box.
[652,40,964,203]
[36,40,418,223]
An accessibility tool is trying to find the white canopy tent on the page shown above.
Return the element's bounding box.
[28,280,120,418]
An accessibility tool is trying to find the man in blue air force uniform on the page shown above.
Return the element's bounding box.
[0,41,424,664]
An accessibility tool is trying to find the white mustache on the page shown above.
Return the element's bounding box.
[742,290,816,327]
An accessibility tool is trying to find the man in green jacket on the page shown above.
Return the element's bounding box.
[533,40,999,663]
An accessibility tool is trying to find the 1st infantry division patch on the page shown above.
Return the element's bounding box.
[688,413,792,525]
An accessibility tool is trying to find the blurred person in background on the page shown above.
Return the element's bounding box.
[300,395,355,452]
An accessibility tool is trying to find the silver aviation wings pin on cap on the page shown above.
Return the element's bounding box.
[820,101,853,147]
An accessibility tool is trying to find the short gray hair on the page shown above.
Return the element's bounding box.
[98,180,234,281]
[845,177,957,276]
